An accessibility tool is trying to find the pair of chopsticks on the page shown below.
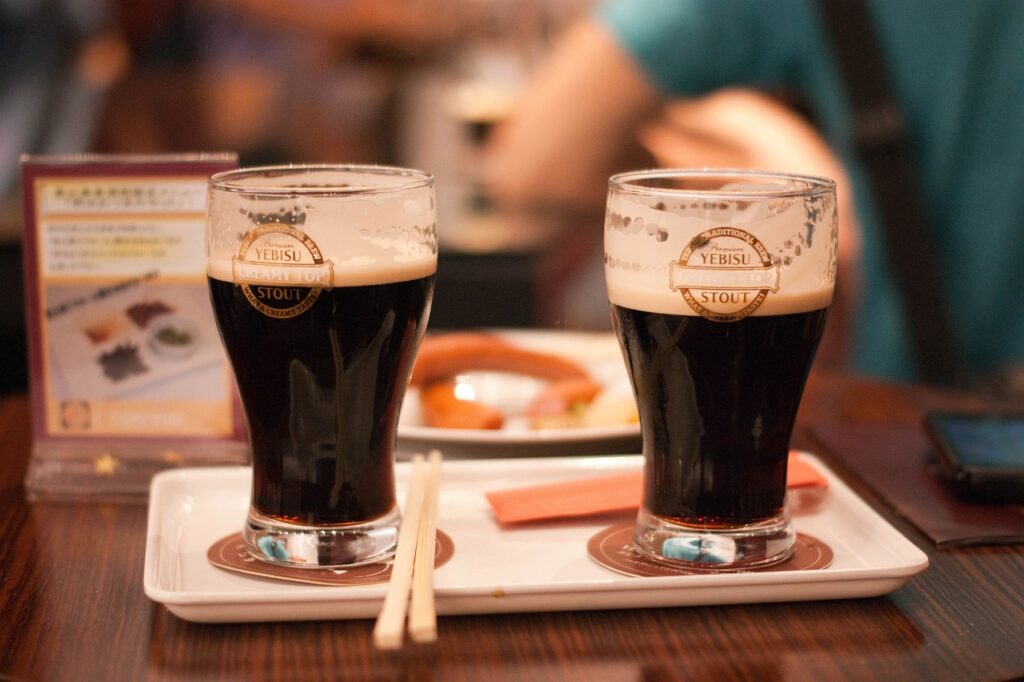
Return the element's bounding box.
[373,449,442,650]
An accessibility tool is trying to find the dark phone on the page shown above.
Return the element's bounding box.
[925,412,1024,503]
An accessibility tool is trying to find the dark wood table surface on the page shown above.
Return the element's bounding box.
[1,372,1022,681]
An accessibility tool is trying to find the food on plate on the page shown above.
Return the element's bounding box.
[410,332,589,387]
[580,391,640,427]
[148,316,199,359]
[419,380,506,430]
[82,316,125,344]
[529,388,639,431]
[97,342,148,381]
[524,378,604,418]
[126,300,174,328]
[154,324,193,346]
[411,332,637,431]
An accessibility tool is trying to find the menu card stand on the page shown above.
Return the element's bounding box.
[20,154,248,501]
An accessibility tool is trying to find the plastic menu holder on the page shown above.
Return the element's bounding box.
[20,154,247,501]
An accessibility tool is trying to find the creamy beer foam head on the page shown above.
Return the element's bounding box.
[206,166,437,287]
[605,173,837,318]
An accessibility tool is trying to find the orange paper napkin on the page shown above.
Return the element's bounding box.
[485,452,827,524]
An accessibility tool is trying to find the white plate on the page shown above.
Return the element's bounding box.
[397,330,641,457]
[144,454,928,623]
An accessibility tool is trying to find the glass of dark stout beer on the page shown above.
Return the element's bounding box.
[206,165,437,567]
[605,169,837,569]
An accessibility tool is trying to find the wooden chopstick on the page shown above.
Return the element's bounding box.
[409,449,442,642]
[372,454,427,650]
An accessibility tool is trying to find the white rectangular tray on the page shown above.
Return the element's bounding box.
[144,454,928,623]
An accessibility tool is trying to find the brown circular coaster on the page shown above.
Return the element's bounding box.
[587,523,832,577]
[208,530,455,586]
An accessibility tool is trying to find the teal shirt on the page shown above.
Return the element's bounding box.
[598,0,1024,382]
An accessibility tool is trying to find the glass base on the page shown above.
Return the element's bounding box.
[633,508,795,571]
[243,507,400,568]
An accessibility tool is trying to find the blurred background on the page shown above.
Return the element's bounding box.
[4,0,1023,399]
[1,0,598,394]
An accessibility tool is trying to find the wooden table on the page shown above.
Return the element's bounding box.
[1,372,1022,681]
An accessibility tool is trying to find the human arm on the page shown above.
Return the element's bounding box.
[638,88,861,368]
[483,17,661,211]
[638,88,860,269]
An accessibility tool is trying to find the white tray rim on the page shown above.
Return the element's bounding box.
[143,453,929,620]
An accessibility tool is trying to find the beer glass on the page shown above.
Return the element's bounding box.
[605,170,837,569]
[206,165,437,567]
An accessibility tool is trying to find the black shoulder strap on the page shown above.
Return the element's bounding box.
[819,0,966,386]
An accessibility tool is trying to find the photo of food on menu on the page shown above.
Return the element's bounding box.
[44,278,226,402]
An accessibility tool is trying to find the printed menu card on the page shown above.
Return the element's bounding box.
[21,154,246,499]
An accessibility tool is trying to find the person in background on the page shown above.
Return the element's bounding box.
[634,88,859,372]
[485,0,1024,393]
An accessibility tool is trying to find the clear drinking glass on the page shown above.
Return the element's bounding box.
[206,165,437,567]
[605,169,837,569]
